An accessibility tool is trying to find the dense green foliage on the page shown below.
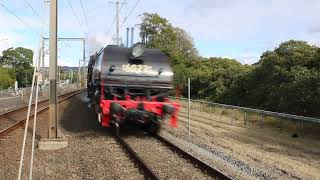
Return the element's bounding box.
[0,67,16,89]
[139,13,320,117]
[225,41,320,117]
[0,47,34,88]
[139,13,198,85]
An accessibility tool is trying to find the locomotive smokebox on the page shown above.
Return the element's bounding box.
[100,45,174,90]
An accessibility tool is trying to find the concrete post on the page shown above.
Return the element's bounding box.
[48,0,58,138]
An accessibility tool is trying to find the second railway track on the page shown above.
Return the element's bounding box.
[0,89,84,138]
[114,125,232,180]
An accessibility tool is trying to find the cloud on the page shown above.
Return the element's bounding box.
[308,26,320,35]
[308,40,320,47]
[2,0,320,65]
[0,32,26,55]
[237,54,260,65]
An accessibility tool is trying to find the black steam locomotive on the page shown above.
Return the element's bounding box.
[87,44,180,132]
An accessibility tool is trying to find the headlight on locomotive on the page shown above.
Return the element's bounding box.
[131,44,145,58]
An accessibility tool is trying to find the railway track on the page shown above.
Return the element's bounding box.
[113,124,232,180]
[0,89,84,138]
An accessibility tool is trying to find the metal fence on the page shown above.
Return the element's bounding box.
[166,78,320,138]
[0,83,80,114]
[176,97,320,123]
[170,97,320,136]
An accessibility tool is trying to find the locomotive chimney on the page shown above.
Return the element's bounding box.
[126,27,129,47]
[131,27,134,46]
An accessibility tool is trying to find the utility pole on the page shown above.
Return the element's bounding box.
[126,27,129,47]
[48,0,58,138]
[83,39,86,86]
[71,70,73,83]
[109,0,121,45]
[39,0,68,150]
[41,37,45,86]
[78,59,81,87]
[58,65,60,85]
[131,27,134,46]
[83,60,86,86]
[116,0,119,46]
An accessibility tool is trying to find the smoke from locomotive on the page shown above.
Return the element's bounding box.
[87,44,180,132]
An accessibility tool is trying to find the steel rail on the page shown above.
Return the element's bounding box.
[0,88,85,117]
[112,123,159,180]
[172,97,320,124]
[154,134,233,180]
[112,122,231,179]
[0,89,84,138]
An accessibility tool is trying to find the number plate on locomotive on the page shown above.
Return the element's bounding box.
[121,64,154,74]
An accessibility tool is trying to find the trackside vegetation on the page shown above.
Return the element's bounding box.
[0,47,34,89]
[139,13,320,118]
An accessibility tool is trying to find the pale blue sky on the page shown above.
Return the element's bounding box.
[1,0,320,66]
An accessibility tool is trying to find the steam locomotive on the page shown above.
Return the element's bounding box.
[87,44,180,132]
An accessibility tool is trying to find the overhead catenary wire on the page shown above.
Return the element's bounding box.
[24,0,40,17]
[67,0,87,34]
[0,2,37,34]
[120,0,141,27]
[79,0,90,33]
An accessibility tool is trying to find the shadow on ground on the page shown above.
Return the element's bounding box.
[60,93,104,133]
[59,92,161,139]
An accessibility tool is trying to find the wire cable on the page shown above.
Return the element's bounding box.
[79,0,90,33]
[28,47,41,180]
[17,51,37,180]
[67,0,87,34]
[0,2,37,33]
[24,0,40,17]
[120,0,141,27]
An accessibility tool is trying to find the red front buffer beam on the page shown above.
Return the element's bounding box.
[162,104,179,127]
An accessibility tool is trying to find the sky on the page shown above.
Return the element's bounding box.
[0,0,320,66]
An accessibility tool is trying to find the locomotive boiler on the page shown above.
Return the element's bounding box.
[87,44,180,132]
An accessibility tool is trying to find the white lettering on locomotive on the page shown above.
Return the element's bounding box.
[121,64,153,73]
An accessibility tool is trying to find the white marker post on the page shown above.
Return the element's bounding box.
[188,78,191,138]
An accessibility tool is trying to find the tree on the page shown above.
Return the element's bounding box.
[138,13,320,118]
[0,47,34,87]
[0,67,15,89]
[230,40,320,117]
[188,57,251,102]
[139,13,199,87]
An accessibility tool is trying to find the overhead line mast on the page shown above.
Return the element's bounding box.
[108,0,127,45]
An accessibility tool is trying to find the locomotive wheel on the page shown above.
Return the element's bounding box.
[146,119,161,134]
